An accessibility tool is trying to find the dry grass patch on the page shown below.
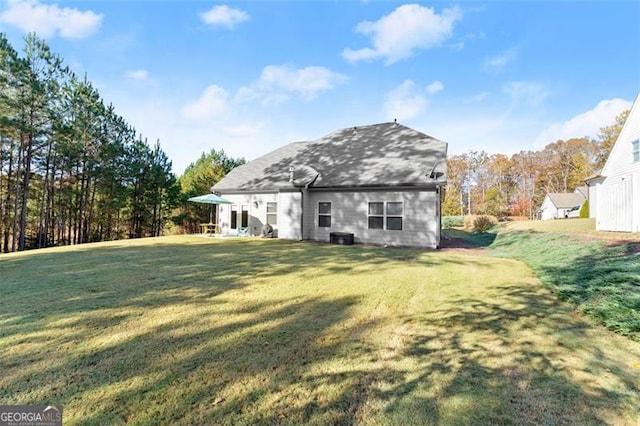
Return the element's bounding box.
[1,236,639,425]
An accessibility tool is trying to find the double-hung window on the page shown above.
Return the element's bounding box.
[266,202,277,226]
[318,202,331,227]
[386,202,403,230]
[368,201,403,231]
[368,202,384,229]
[633,139,639,163]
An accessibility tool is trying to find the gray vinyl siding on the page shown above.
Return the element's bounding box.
[277,191,302,240]
[304,189,440,248]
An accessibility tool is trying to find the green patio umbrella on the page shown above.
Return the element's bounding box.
[187,193,232,224]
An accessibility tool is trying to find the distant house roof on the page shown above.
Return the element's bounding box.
[214,122,448,192]
[574,186,589,198]
[547,192,586,209]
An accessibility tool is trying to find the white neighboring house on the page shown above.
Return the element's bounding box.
[586,92,640,232]
[212,122,448,248]
[539,188,587,220]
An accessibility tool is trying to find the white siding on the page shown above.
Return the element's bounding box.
[218,193,277,235]
[540,196,558,220]
[277,191,302,240]
[596,93,640,232]
[304,189,440,248]
[588,184,597,218]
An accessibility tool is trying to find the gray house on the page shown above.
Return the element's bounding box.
[212,122,448,248]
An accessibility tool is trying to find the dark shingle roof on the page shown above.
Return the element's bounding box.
[214,122,447,191]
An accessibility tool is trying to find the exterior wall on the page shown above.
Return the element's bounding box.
[218,192,277,236]
[540,196,558,220]
[277,191,302,240]
[596,94,640,232]
[303,188,441,248]
[588,184,597,218]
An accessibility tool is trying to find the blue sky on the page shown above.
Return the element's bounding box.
[1,1,639,174]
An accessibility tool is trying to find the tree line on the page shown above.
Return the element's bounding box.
[443,110,629,219]
[0,33,178,252]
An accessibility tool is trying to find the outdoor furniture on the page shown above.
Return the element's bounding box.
[237,227,249,236]
[261,224,273,238]
[200,223,218,235]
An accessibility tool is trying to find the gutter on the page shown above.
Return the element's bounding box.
[298,174,320,241]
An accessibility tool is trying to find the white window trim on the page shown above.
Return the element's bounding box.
[318,202,332,228]
[368,201,404,231]
[266,202,277,226]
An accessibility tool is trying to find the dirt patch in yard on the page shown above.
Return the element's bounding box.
[439,236,488,254]
[571,234,640,254]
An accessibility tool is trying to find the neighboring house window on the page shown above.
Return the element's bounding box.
[231,205,237,229]
[368,201,403,231]
[266,202,277,226]
[633,139,640,162]
[318,202,331,227]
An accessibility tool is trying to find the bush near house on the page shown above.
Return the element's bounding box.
[579,200,589,218]
[442,215,465,228]
[473,215,498,233]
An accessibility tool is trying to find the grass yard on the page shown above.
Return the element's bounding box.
[487,219,640,341]
[1,236,640,425]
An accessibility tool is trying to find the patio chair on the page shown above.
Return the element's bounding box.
[237,227,249,237]
[261,224,273,238]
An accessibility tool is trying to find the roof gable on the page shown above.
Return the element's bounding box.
[546,192,586,209]
[601,92,640,176]
[214,122,448,191]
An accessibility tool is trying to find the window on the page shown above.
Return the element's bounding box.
[368,202,384,229]
[318,202,331,227]
[386,202,404,231]
[230,205,237,229]
[633,139,639,163]
[241,205,249,228]
[368,201,403,231]
[266,202,277,226]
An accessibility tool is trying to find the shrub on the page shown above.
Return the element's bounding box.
[579,200,589,218]
[463,215,475,230]
[472,215,498,233]
[442,215,465,228]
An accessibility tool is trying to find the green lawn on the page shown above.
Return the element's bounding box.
[445,219,640,341]
[1,236,639,425]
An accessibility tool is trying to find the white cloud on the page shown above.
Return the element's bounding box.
[0,0,103,39]
[534,98,632,146]
[342,4,462,65]
[464,91,489,103]
[483,47,518,71]
[502,81,549,107]
[237,64,347,103]
[200,5,249,29]
[181,85,230,121]
[384,80,428,121]
[125,69,149,81]
[427,80,444,94]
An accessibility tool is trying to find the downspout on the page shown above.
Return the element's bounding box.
[299,174,320,241]
[436,184,442,249]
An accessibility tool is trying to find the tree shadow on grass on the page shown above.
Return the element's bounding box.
[1,238,639,424]
[489,231,640,341]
